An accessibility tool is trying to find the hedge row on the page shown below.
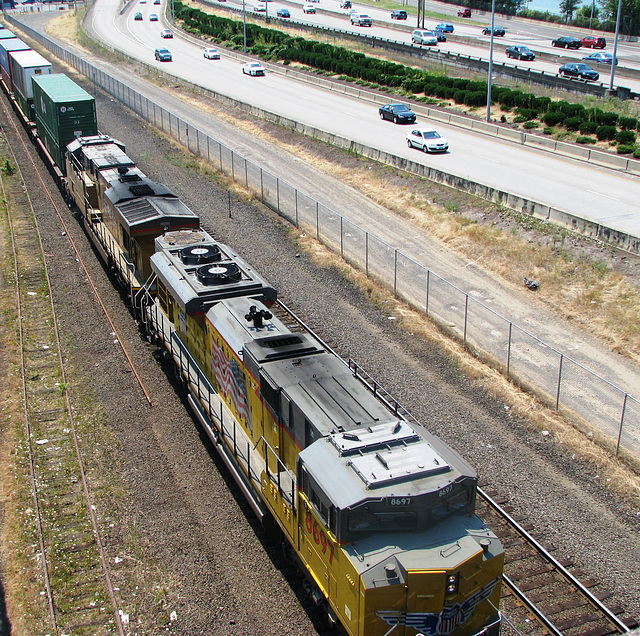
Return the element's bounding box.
[174,2,636,139]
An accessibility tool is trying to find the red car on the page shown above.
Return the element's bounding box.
[581,36,606,48]
[457,7,471,16]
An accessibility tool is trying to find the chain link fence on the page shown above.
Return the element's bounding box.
[13,18,640,463]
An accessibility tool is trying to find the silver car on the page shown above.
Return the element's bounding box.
[406,128,449,153]
[411,29,439,46]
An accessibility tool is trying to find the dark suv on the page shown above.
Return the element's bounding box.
[552,36,582,48]
[391,9,407,19]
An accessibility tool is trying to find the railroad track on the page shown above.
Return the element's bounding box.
[0,108,126,635]
[477,488,637,636]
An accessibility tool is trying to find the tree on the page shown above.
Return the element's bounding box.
[560,0,582,20]
[597,0,640,33]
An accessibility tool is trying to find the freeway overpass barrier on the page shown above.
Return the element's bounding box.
[7,14,640,468]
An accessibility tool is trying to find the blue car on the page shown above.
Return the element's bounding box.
[277,7,290,17]
[583,52,618,65]
[436,22,454,32]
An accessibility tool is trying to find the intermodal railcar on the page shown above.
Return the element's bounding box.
[1,38,504,636]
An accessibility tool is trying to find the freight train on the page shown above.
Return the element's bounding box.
[0,28,505,636]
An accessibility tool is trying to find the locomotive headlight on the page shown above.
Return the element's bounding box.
[446,573,459,595]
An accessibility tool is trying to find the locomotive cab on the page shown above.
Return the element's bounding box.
[295,426,503,636]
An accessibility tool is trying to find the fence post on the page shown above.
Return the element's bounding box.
[340,217,344,258]
[394,249,398,296]
[556,354,564,410]
[295,189,299,227]
[507,322,512,378]
[463,294,469,344]
[616,394,628,456]
[316,201,319,240]
[365,232,369,278]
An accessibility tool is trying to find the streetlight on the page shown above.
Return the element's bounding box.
[609,0,622,92]
[242,0,247,53]
[486,0,496,121]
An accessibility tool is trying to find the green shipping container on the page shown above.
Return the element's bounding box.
[32,74,97,175]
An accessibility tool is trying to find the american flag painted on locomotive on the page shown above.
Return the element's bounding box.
[210,336,251,428]
[376,578,499,635]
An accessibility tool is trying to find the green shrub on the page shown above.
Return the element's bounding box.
[616,129,637,144]
[576,136,596,144]
[579,121,598,134]
[543,126,555,135]
[523,121,539,129]
[617,144,635,154]
[634,147,640,159]
[543,111,566,126]
[596,125,617,141]
[564,116,584,131]
[618,116,638,130]
[515,107,538,120]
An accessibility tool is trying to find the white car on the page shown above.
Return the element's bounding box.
[242,61,266,76]
[406,128,449,153]
[203,47,220,59]
[254,2,266,11]
[160,29,173,38]
[302,4,316,12]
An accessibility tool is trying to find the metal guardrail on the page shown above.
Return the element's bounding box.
[7,15,640,466]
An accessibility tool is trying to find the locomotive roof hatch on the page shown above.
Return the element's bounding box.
[66,135,132,173]
[299,420,476,510]
[150,237,277,315]
[107,188,199,235]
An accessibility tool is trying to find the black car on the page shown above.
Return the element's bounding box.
[505,45,535,60]
[390,9,407,19]
[482,26,505,36]
[552,36,582,49]
[379,103,416,124]
[559,63,599,81]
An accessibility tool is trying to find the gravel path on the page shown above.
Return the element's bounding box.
[0,28,639,636]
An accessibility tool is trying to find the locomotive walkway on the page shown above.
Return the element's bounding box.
[9,9,640,465]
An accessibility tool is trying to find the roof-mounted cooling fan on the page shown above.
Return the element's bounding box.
[180,244,221,265]
[196,262,242,285]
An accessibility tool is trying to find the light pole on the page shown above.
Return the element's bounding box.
[486,0,496,121]
[242,0,247,53]
[609,0,622,92]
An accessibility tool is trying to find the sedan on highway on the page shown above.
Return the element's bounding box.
[482,25,506,36]
[379,103,416,124]
[505,45,535,60]
[160,29,173,38]
[436,22,454,32]
[552,36,582,48]
[134,11,143,19]
[254,2,266,11]
[243,61,266,76]
[559,62,599,81]
[411,29,439,46]
[276,8,290,17]
[203,47,220,59]
[154,47,172,61]
[583,51,617,65]
[302,4,316,13]
[581,35,606,48]
[406,128,449,153]
[390,9,407,19]
[149,13,158,20]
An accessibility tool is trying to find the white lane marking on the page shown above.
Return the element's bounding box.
[587,189,620,202]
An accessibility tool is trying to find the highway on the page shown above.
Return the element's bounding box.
[81,0,640,236]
